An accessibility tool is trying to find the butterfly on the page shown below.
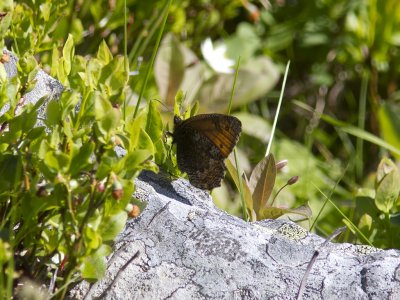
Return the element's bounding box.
[172,113,242,190]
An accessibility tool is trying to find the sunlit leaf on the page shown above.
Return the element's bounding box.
[249,154,276,215]
[277,204,313,222]
[97,40,113,65]
[99,211,127,241]
[62,34,75,75]
[81,244,112,281]
[375,158,400,214]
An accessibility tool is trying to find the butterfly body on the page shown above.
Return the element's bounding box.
[172,114,241,190]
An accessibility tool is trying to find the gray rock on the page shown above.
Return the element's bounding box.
[69,171,400,300]
[1,49,64,127]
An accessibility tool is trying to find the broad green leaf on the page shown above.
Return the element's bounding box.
[121,149,152,177]
[84,224,102,250]
[197,56,279,112]
[44,151,70,174]
[99,211,127,241]
[51,44,60,78]
[277,204,313,222]
[225,23,261,61]
[57,57,67,83]
[249,154,276,215]
[62,34,75,75]
[358,213,373,235]
[174,89,185,115]
[41,226,61,253]
[69,142,95,177]
[85,58,103,88]
[81,244,111,281]
[0,154,22,190]
[26,126,45,141]
[145,100,163,143]
[138,128,154,154]
[99,56,126,92]
[259,206,288,219]
[154,139,167,165]
[95,94,120,136]
[126,112,145,151]
[46,99,61,127]
[60,91,80,120]
[234,112,271,143]
[97,40,113,65]
[225,158,241,194]
[376,157,398,183]
[375,158,400,213]
[190,101,199,117]
[39,2,51,21]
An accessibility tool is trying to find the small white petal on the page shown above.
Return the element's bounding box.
[201,38,235,74]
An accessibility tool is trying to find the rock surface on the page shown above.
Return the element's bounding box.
[69,171,400,300]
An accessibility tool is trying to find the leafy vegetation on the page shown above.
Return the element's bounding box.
[0,0,400,297]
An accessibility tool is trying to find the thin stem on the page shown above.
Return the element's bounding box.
[266,60,290,156]
[123,0,128,122]
[228,57,241,115]
[133,0,172,118]
[356,72,368,180]
[269,183,287,207]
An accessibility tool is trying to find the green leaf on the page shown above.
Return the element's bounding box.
[99,211,127,241]
[95,94,121,136]
[358,213,373,236]
[44,151,70,174]
[124,150,152,176]
[226,159,255,220]
[241,173,256,221]
[138,128,154,154]
[97,40,113,65]
[174,89,185,115]
[145,100,163,144]
[197,56,279,112]
[277,204,313,222]
[81,244,111,281]
[126,112,145,151]
[0,154,22,190]
[69,142,95,177]
[51,44,60,78]
[98,56,127,93]
[46,99,62,127]
[26,126,45,141]
[60,90,80,120]
[375,158,400,213]
[62,34,75,75]
[259,206,288,219]
[249,154,276,216]
[84,225,102,250]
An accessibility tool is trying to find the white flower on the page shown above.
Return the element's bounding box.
[201,38,235,74]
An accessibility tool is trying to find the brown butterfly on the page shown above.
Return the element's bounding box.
[172,113,242,190]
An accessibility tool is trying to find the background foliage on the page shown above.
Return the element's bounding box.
[1,0,400,297]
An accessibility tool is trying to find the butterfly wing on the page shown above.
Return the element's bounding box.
[173,114,242,190]
[176,114,241,158]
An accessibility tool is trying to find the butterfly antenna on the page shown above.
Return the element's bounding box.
[150,98,173,114]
